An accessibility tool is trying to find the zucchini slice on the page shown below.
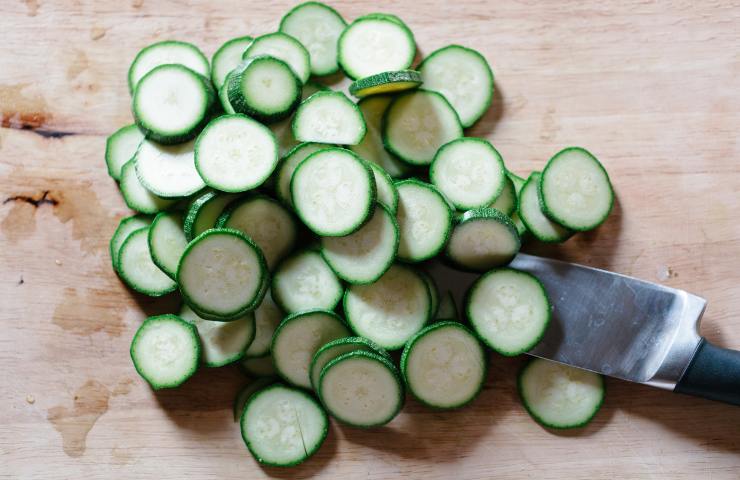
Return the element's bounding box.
[110,214,151,272]
[401,321,486,409]
[466,268,551,356]
[178,228,267,320]
[275,142,331,207]
[430,137,506,210]
[271,310,350,388]
[383,90,463,166]
[318,350,404,427]
[395,179,453,262]
[133,64,215,145]
[148,211,188,279]
[279,2,346,76]
[490,174,517,216]
[539,147,614,231]
[418,44,494,128]
[291,148,375,236]
[241,384,328,466]
[445,208,520,272]
[119,160,177,214]
[243,32,312,84]
[194,114,278,193]
[338,15,416,79]
[130,314,200,389]
[105,124,144,181]
[211,35,253,90]
[519,358,604,429]
[310,336,389,390]
[269,82,329,157]
[179,304,256,368]
[134,139,205,198]
[367,162,398,213]
[419,269,440,319]
[320,203,399,284]
[271,249,343,313]
[183,190,238,241]
[245,290,284,359]
[350,95,410,178]
[518,172,573,243]
[118,227,177,296]
[349,70,422,98]
[128,40,209,93]
[292,91,366,145]
[344,264,430,350]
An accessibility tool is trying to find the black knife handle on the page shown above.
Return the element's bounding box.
[675,338,740,406]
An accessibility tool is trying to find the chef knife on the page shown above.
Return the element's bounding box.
[429,253,740,406]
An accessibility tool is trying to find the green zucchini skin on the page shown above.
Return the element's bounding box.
[349,70,422,98]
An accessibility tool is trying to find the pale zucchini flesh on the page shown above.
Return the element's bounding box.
[310,336,388,390]
[279,2,346,76]
[350,95,410,178]
[179,304,255,367]
[120,160,177,214]
[490,174,517,216]
[275,142,330,207]
[338,17,416,79]
[183,190,238,241]
[272,250,343,313]
[446,208,520,272]
[211,36,253,89]
[148,211,188,279]
[128,40,209,93]
[135,139,205,198]
[243,32,312,84]
[518,173,572,243]
[105,124,144,181]
[367,162,398,213]
[292,91,366,145]
[118,227,177,296]
[110,214,151,271]
[395,180,453,262]
[245,290,284,358]
[269,82,329,157]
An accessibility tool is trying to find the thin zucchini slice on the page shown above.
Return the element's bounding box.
[148,211,188,279]
[292,91,366,145]
[320,204,399,284]
[318,350,403,427]
[519,358,605,429]
[395,180,453,262]
[105,124,144,181]
[310,336,389,390]
[539,147,614,231]
[466,268,551,356]
[241,355,278,377]
[510,210,529,238]
[518,172,573,243]
[349,95,410,178]
[118,227,177,296]
[245,290,284,358]
[183,190,238,241]
[279,2,346,76]
[227,56,302,124]
[508,170,526,195]
[128,40,209,93]
[110,214,151,272]
[275,142,330,207]
[271,249,343,313]
[211,36,253,89]
[179,304,255,368]
[195,114,278,192]
[216,195,297,270]
[270,82,329,157]
[134,139,205,198]
[445,208,520,272]
[418,44,494,128]
[435,290,458,321]
[349,70,422,98]
[178,228,267,320]
[243,32,311,84]
[271,310,350,388]
[291,148,375,236]
[338,15,416,79]
[130,314,200,389]
[133,64,215,145]
[344,264,430,350]
[383,90,463,166]
[233,377,278,422]
[419,269,440,319]
[490,174,517,216]
[219,70,237,114]
[401,321,486,409]
[430,137,506,210]
[241,384,328,467]
[367,162,398,213]
[119,160,177,214]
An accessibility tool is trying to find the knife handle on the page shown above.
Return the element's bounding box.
[675,338,740,406]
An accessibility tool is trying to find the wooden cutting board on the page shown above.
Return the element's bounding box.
[1,1,739,478]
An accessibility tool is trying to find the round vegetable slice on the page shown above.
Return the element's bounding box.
[518,358,605,429]
[179,304,255,368]
[518,172,573,243]
[367,162,398,213]
[183,190,238,241]
[242,32,311,84]
[383,90,463,166]
[245,290,284,358]
[110,214,151,272]
[105,124,144,181]
[271,310,350,388]
[292,91,366,145]
[395,179,453,262]
[270,82,329,157]
[271,249,343,313]
[338,15,416,79]
[310,336,389,390]
[466,268,551,356]
[275,142,330,207]
[445,208,520,272]
[490,174,517,216]
[344,264,431,350]
[148,211,188,279]
[134,139,205,198]
[291,148,375,236]
[418,44,494,128]
[349,70,422,98]
[130,314,200,389]
[241,384,328,466]
[118,227,177,296]
[177,228,267,320]
[401,321,487,409]
[133,64,215,145]
[195,114,278,193]
[318,350,404,427]
[539,147,614,231]
[119,160,177,214]
[430,137,506,210]
[128,40,209,93]
[211,35,253,89]
[320,203,399,284]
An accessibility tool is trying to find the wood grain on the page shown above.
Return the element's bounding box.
[1,1,739,478]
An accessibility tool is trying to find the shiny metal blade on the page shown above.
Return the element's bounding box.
[428,253,707,389]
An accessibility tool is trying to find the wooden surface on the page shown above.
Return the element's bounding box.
[1,0,739,478]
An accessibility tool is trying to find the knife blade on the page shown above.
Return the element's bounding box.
[428,253,740,406]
